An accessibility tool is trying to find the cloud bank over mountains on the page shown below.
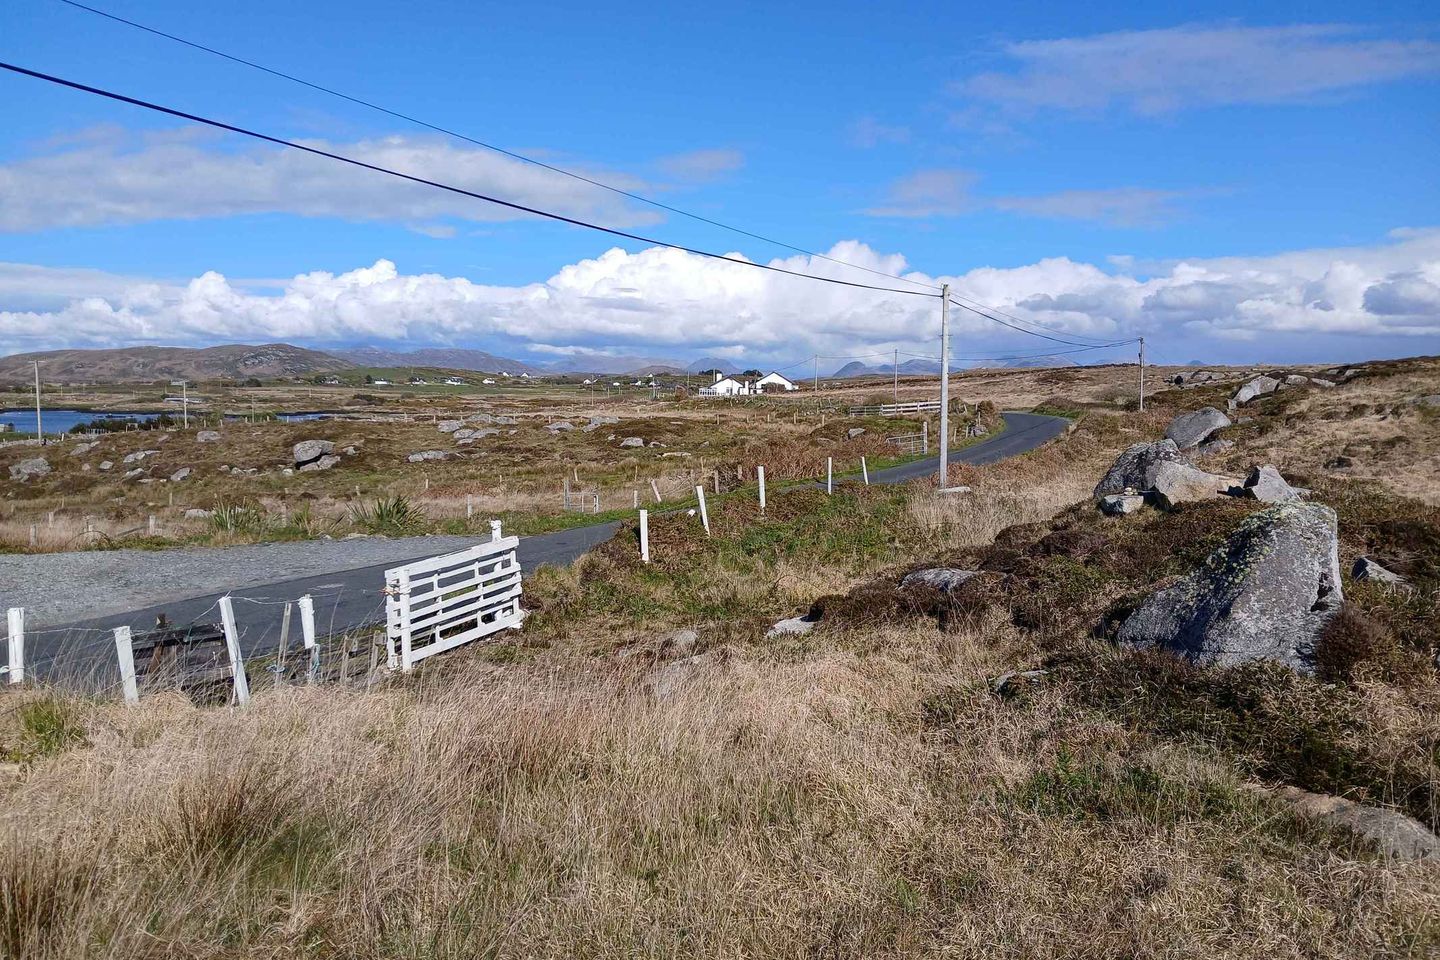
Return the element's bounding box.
[3,229,1437,362]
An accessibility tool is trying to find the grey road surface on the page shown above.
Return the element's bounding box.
[16,412,1066,680]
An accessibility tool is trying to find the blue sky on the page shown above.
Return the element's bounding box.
[1,0,1438,370]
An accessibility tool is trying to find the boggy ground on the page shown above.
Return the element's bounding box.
[1,366,1438,958]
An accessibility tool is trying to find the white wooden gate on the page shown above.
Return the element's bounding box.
[385,521,523,672]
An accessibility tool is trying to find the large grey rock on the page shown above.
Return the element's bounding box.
[1099,494,1146,516]
[619,436,646,448]
[293,439,334,465]
[584,416,620,432]
[1352,556,1408,587]
[1149,461,1232,509]
[406,450,451,463]
[1094,439,1183,497]
[122,449,159,464]
[1194,438,1235,459]
[298,454,340,472]
[547,421,574,433]
[766,614,819,638]
[1246,784,1440,861]
[69,441,98,457]
[1232,375,1280,406]
[1164,407,1231,450]
[847,427,866,439]
[169,466,192,482]
[1310,378,1336,388]
[437,420,464,433]
[1117,501,1342,672]
[8,457,50,482]
[1283,374,1310,386]
[900,568,978,592]
[196,430,222,443]
[1241,464,1300,503]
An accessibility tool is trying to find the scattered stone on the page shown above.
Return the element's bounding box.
[1194,438,1235,458]
[343,446,357,456]
[122,449,159,464]
[8,457,50,482]
[900,568,979,591]
[1099,493,1146,516]
[343,532,371,540]
[661,451,692,458]
[766,614,819,638]
[218,464,231,472]
[1324,455,1354,470]
[437,420,464,433]
[1241,464,1301,503]
[648,646,739,701]
[99,460,113,471]
[472,428,499,439]
[583,416,620,432]
[1310,378,1336,388]
[406,450,451,463]
[69,441,98,457]
[1283,374,1310,386]
[282,468,294,476]
[169,466,192,483]
[1243,783,1440,861]
[547,421,574,432]
[184,508,213,519]
[991,669,1049,696]
[1164,407,1231,450]
[1231,375,1280,407]
[619,436,646,448]
[298,454,340,472]
[196,430,222,443]
[122,468,145,481]
[292,439,334,466]
[1352,556,1408,587]
[1149,461,1232,509]
[1117,501,1342,672]
[1094,439,1183,497]
[493,416,518,425]
[665,628,699,658]
[847,427,866,439]
[452,429,475,441]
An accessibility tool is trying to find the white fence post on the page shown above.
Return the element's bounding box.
[923,421,929,455]
[861,456,869,485]
[274,602,292,688]
[639,509,650,563]
[298,594,318,683]
[826,457,833,494]
[695,485,710,536]
[397,569,414,671]
[757,465,766,514]
[217,596,251,705]
[6,607,24,685]
[113,625,138,704]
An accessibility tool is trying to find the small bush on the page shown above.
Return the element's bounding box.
[349,495,428,535]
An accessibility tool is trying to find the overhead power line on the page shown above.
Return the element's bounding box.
[50,0,941,294]
[946,297,1130,348]
[0,60,942,299]
[946,289,1121,346]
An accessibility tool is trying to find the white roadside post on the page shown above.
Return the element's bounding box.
[113,626,138,704]
[217,595,252,705]
[639,509,650,563]
[861,456,869,485]
[757,465,766,514]
[695,485,710,537]
[6,607,24,685]
[298,594,318,684]
[826,457,833,494]
[938,283,951,489]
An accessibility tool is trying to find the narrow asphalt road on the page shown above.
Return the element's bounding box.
[22,411,1067,680]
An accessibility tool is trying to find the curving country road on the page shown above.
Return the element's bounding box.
[15,412,1067,678]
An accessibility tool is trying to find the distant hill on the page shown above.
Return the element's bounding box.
[685,356,738,374]
[986,355,1081,369]
[329,347,541,375]
[540,352,685,374]
[0,344,351,384]
[835,358,942,377]
[623,365,688,377]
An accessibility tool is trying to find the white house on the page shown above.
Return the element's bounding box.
[756,371,799,392]
[698,373,751,397]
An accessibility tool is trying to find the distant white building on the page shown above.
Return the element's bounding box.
[698,370,797,397]
[755,371,799,392]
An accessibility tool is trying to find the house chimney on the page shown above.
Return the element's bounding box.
[713,371,722,384]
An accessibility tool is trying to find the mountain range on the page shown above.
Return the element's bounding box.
[0,344,350,384]
[329,346,543,375]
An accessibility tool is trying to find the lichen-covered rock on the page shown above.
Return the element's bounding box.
[1194,438,1235,458]
[293,439,334,465]
[1283,374,1310,386]
[1246,784,1439,860]
[1099,493,1146,515]
[547,421,574,432]
[899,568,978,592]
[298,454,340,472]
[437,420,464,433]
[69,441,98,457]
[8,457,50,482]
[1164,406,1231,450]
[196,430,222,443]
[1241,464,1300,503]
[122,449,159,464]
[847,427,866,439]
[1149,461,1232,509]
[766,614,818,638]
[584,416,620,432]
[1094,439,1183,497]
[619,437,645,448]
[406,450,451,463]
[169,466,192,482]
[1352,556,1407,587]
[1232,375,1280,406]
[1117,501,1342,672]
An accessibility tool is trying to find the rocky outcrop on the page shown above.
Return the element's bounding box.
[293,439,334,466]
[8,457,50,482]
[1149,461,1233,509]
[1099,494,1146,515]
[1243,784,1439,860]
[1117,501,1342,672]
[1231,375,1280,408]
[1194,438,1234,459]
[1094,440,1183,498]
[1164,407,1231,450]
[1241,464,1301,503]
[900,568,978,592]
[298,454,340,472]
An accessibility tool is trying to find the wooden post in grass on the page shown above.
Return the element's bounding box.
[826,457,833,494]
[274,602,292,688]
[639,509,650,563]
[695,485,710,537]
[113,625,138,704]
[6,608,24,685]
[466,495,474,519]
[217,596,251,705]
[923,421,929,455]
[757,466,766,514]
[650,479,663,503]
[862,456,869,485]
[148,515,156,536]
[633,489,639,508]
[298,594,318,684]
[28,525,35,547]
[713,471,720,495]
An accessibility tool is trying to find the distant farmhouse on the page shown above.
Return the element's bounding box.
[698,370,798,397]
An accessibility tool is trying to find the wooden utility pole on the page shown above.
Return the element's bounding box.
[893,348,899,403]
[32,361,42,444]
[813,355,819,394]
[938,284,951,488]
[1138,337,1146,413]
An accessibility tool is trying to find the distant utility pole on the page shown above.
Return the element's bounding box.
[1138,337,1146,413]
[172,380,190,428]
[893,348,899,403]
[938,284,951,488]
[813,355,819,394]
[32,361,42,444]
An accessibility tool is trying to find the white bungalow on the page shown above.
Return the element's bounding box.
[698,373,752,397]
[755,371,799,392]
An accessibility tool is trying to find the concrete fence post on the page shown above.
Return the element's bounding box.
[757,466,766,513]
[298,594,318,684]
[6,608,24,685]
[639,509,650,563]
[217,596,251,705]
[826,457,833,494]
[861,456,869,485]
[113,625,138,704]
[695,485,710,537]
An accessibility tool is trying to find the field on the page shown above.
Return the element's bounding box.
[2,358,1439,958]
